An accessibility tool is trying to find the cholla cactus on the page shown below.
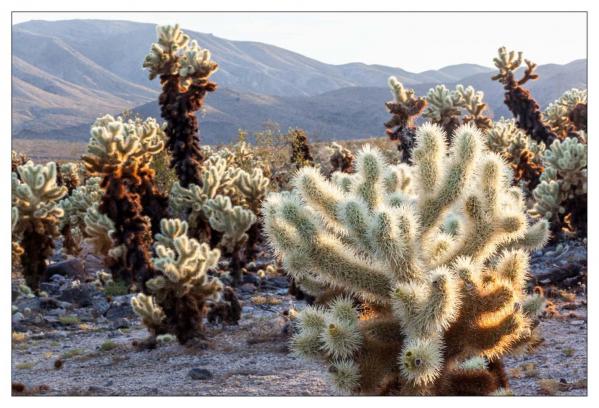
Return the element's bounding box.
[82,115,166,287]
[530,137,587,236]
[144,24,219,188]
[12,207,24,269]
[423,85,492,138]
[543,88,587,138]
[263,123,549,395]
[485,118,545,190]
[11,150,29,174]
[456,85,492,131]
[170,155,242,239]
[423,85,464,137]
[59,176,104,255]
[327,142,355,174]
[57,162,82,193]
[132,218,224,343]
[235,168,270,260]
[491,47,558,145]
[289,128,314,169]
[384,77,427,161]
[83,204,123,266]
[12,161,67,289]
[205,195,257,284]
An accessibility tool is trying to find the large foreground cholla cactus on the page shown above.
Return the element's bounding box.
[144,24,218,188]
[82,115,165,287]
[530,137,587,237]
[263,123,549,395]
[131,218,224,344]
[12,161,67,289]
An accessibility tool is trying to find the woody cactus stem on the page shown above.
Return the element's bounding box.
[143,24,219,188]
[384,77,426,162]
[492,47,558,145]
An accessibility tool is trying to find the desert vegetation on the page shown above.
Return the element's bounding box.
[11,26,587,396]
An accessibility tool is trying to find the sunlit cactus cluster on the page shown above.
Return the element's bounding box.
[264,123,549,395]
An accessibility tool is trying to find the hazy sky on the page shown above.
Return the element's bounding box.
[12,12,587,71]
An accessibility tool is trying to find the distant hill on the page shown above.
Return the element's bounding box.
[12,19,586,144]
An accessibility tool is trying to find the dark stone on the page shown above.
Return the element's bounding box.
[111,318,130,329]
[105,295,134,320]
[242,273,260,285]
[40,297,72,310]
[239,283,256,294]
[13,296,41,312]
[44,258,87,281]
[189,368,213,380]
[39,282,61,296]
[91,296,111,316]
[58,283,97,307]
[268,276,289,288]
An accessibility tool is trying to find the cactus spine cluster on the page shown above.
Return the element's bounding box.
[131,218,224,344]
[143,24,218,188]
[263,123,549,395]
[82,115,165,288]
[543,88,588,138]
[327,142,355,174]
[12,161,67,290]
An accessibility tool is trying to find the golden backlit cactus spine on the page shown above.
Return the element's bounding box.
[131,218,224,344]
[263,123,549,395]
[143,24,219,188]
[12,161,67,290]
[82,115,165,288]
[530,137,587,237]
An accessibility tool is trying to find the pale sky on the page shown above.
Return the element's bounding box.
[12,12,587,72]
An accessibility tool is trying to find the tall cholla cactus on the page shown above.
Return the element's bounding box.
[12,161,67,290]
[143,24,218,188]
[530,137,587,237]
[327,142,355,174]
[423,84,492,138]
[485,118,545,190]
[131,218,224,344]
[384,77,426,161]
[543,88,587,138]
[205,195,257,284]
[491,47,558,145]
[263,123,549,395]
[82,115,166,288]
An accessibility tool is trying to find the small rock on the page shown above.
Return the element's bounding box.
[45,258,87,281]
[91,296,111,316]
[58,284,96,307]
[12,312,25,324]
[570,320,585,325]
[189,368,213,380]
[49,274,67,284]
[39,282,61,296]
[111,318,130,329]
[242,273,260,285]
[40,297,72,310]
[269,276,288,288]
[239,283,256,294]
[105,295,134,320]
